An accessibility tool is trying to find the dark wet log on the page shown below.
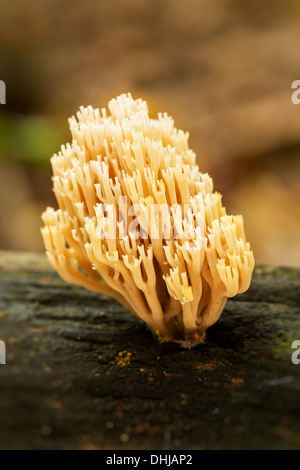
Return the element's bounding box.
[0,251,299,450]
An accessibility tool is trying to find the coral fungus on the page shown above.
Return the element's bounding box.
[41,93,254,345]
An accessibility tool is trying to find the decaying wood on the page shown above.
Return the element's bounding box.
[0,251,299,449]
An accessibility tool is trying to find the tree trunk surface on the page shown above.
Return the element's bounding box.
[0,251,299,450]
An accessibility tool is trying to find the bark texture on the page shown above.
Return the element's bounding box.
[0,251,299,449]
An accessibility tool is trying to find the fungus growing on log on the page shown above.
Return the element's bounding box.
[41,93,254,345]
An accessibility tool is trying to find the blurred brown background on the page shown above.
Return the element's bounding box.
[0,0,299,266]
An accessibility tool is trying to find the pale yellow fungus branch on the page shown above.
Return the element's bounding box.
[41,93,254,346]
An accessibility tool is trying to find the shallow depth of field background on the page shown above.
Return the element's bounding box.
[0,0,299,266]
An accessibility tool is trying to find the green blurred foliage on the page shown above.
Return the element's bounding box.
[0,114,67,166]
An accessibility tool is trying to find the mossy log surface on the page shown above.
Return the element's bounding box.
[0,251,300,450]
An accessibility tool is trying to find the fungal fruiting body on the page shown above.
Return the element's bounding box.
[41,93,254,345]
